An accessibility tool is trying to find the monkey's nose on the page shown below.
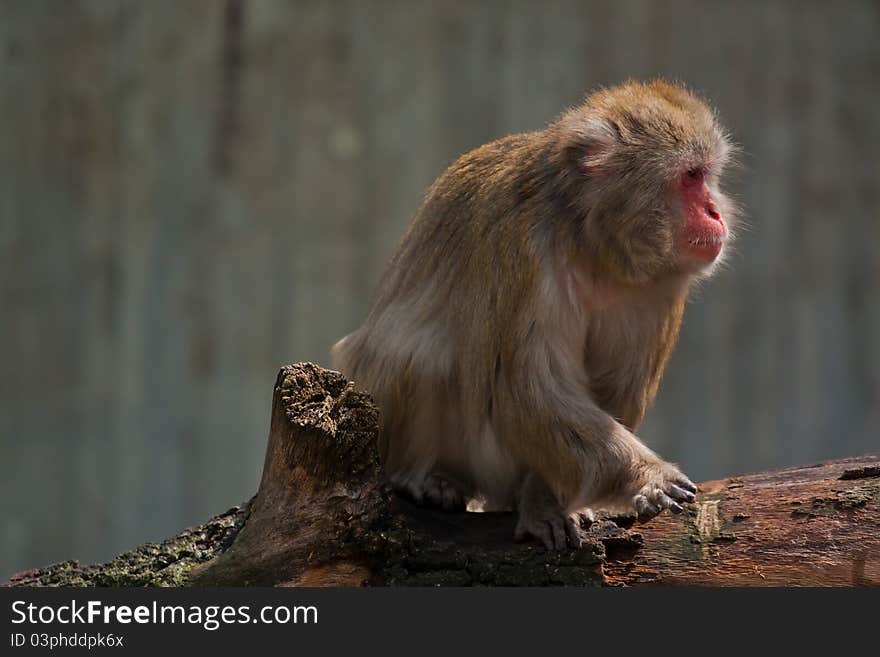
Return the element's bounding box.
[705,201,722,223]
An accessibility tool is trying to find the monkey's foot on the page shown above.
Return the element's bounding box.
[404,474,468,511]
[632,461,697,522]
[514,474,583,550]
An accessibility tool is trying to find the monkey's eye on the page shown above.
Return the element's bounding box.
[683,167,704,186]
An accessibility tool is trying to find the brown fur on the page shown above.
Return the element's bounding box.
[332,80,736,547]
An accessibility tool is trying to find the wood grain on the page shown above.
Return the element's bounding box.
[606,456,880,586]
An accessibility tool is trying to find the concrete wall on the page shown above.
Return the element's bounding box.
[1,0,878,577]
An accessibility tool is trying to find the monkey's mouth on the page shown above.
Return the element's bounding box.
[680,199,727,264]
[684,233,725,262]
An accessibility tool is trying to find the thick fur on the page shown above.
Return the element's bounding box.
[332,81,735,543]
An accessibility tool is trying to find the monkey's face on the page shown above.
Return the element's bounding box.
[584,149,733,285]
[669,163,731,275]
[567,82,735,284]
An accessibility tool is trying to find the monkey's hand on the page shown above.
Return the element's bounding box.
[514,473,583,550]
[631,460,697,522]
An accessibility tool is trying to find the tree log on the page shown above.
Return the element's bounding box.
[5,363,879,587]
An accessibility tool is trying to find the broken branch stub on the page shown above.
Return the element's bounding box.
[189,364,391,586]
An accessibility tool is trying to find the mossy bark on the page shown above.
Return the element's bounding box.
[5,504,250,587]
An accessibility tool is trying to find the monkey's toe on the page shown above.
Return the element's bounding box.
[420,475,468,511]
[515,473,584,549]
[678,478,698,494]
[515,513,581,550]
[668,483,697,503]
[634,494,662,522]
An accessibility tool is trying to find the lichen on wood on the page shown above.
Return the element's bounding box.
[4,504,249,587]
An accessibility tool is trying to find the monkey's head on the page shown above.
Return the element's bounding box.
[553,80,736,285]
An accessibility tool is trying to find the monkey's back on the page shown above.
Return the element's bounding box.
[331,130,559,500]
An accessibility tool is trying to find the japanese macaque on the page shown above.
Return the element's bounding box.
[332,80,736,549]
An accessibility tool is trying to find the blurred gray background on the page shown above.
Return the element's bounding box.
[1,0,878,579]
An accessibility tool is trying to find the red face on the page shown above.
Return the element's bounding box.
[677,167,727,266]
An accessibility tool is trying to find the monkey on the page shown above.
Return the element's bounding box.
[331,80,736,549]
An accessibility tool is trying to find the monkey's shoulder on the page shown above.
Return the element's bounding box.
[418,132,553,222]
[439,132,546,180]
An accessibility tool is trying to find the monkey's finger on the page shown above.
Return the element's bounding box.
[655,492,684,514]
[441,491,465,511]
[667,484,696,503]
[565,518,582,548]
[676,477,698,494]
[634,495,660,522]
[516,522,551,550]
[550,520,568,550]
[538,525,556,550]
[572,509,595,527]
[516,519,554,550]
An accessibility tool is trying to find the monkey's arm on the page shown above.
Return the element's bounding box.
[500,348,696,548]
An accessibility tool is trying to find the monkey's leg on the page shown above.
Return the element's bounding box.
[378,371,477,512]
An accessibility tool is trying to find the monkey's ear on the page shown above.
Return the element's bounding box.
[558,116,621,175]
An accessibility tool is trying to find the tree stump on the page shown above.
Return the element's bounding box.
[5,363,879,587]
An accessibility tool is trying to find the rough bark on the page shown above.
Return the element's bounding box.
[5,363,879,587]
[188,366,390,586]
[605,458,880,586]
